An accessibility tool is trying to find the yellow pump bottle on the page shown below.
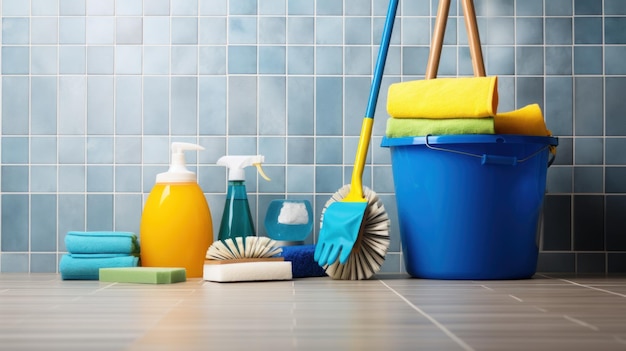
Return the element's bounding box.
[140,142,213,278]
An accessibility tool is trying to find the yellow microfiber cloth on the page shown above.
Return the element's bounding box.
[387,76,498,118]
[494,104,552,136]
[385,117,495,137]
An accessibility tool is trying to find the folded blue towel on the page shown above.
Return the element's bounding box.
[65,231,139,255]
[59,254,139,280]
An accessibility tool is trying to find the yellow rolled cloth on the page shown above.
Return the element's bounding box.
[494,104,552,136]
[387,76,498,118]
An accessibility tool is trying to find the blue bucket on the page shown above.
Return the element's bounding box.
[381,134,558,280]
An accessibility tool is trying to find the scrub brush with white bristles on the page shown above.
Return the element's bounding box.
[320,185,391,280]
[203,236,293,282]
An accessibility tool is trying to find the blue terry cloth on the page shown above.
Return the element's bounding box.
[59,254,139,280]
[280,245,327,278]
[65,231,139,255]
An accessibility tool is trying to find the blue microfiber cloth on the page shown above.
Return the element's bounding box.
[59,254,139,280]
[280,245,327,278]
[65,231,140,255]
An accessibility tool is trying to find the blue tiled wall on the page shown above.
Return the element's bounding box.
[1,0,625,274]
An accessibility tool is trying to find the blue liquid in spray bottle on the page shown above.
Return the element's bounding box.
[217,155,270,241]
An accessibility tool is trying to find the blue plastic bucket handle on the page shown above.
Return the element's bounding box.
[382,134,559,167]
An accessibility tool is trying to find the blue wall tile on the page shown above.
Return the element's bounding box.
[574,167,603,193]
[574,77,603,136]
[59,17,86,44]
[2,77,29,134]
[228,46,257,74]
[574,46,603,75]
[31,17,58,44]
[145,0,171,15]
[3,0,30,16]
[2,137,29,164]
[87,0,114,15]
[315,78,343,136]
[2,46,30,74]
[516,17,543,45]
[287,77,314,135]
[87,46,114,74]
[144,17,170,44]
[545,18,572,45]
[1,194,29,251]
[116,0,142,16]
[31,77,58,134]
[259,77,286,135]
[116,17,143,44]
[59,46,86,74]
[31,137,57,164]
[171,77,198,135]
[316,17,343,45]
[546,0,573,16]
[87,76,114,134]
[605,46,626,75]
[143,77,170,135]
[31,195,57,251]
[606,168,626,193]
[31,165,58,192]
[605,0,626,15]
[172,17,198,44]
[574,17,602,44]
[575,138,603,165]
[575,0,602,15]
[546,47,572,75]
[605,77,626,136]
[2,167,29,195]
[2,18,30,44]
[199,77,227,135]
[259,0,285,15]
[606,138,626,165]
[116,76,142,134]
[32,46,58,75]
[86,17,115,44]
[228,76,257,135]
[172,45,198,74]
[199,46,226,74]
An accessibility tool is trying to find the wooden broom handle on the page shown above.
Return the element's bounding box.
[425,0,485,79]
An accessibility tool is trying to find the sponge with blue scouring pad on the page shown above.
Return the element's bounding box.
[280,244,327,278]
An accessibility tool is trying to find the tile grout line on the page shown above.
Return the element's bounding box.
[563,314,600,331]
[558,278,626,298]
[378,280,475,351]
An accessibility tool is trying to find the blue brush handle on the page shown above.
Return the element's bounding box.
[364,0,399,119]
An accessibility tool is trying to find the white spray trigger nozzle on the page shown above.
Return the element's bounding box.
[217,155,271,181]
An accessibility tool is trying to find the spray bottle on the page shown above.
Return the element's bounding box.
[140,142,213,278]
[217,155,270,241]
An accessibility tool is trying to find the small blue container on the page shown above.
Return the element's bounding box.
[381,134,558,280]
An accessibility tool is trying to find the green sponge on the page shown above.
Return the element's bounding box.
[99,267,186,284]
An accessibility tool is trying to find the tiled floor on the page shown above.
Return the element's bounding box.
[1,273,626,350]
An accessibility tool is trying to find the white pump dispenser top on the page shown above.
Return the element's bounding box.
[156,142,204,183]
[217,155,271,181]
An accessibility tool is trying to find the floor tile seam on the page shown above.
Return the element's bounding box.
[557,278,626,298]
[378,280,476,351]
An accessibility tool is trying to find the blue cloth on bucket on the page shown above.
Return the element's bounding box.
[65,231,139,255]
[280,245,327,278]
[59,254,139,280]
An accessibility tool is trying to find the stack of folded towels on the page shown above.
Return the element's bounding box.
[385,76,552,137]
[59,231,140,280]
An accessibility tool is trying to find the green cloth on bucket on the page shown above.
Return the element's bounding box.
[385,117,495,138]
